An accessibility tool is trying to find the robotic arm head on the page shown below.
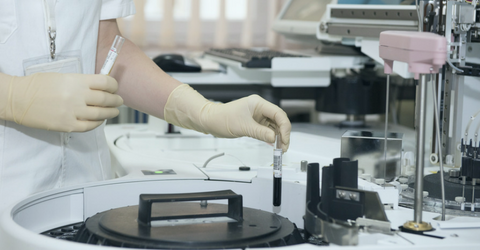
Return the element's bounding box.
[379,31,447,79]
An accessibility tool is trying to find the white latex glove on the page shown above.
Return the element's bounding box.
[0,72,123,132]
[164,84,291,152]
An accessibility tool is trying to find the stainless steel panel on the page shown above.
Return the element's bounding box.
[341,130,403,181]
[326,23,417,38]
[330,8,418,21]
[304,205,359,246]
[458,4,475,24]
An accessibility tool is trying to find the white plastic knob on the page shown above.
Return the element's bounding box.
[429,153,438,164]
[446,155,454,165]
[423,191,429,198]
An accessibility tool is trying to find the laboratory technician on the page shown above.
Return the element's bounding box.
[0,0,291,212]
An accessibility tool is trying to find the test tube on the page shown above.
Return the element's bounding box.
[273,134,283,207]
[100,35,125,75]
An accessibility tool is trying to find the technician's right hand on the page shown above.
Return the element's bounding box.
[164,84,291,152]
[0,72,123,132]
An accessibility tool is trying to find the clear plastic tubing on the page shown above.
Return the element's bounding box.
[100,35,125,75]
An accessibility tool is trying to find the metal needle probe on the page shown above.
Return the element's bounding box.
[273,134,283,206]
[383,75,390,185]
[462,175,466,210]
[461,142,467,210]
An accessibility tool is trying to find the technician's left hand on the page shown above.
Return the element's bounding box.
[164,84,291,152]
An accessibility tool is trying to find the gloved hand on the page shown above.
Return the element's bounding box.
[164,84,291,152]
[0,72,123,132]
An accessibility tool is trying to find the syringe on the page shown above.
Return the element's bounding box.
[273,134,283,207]
[100,35,125,75]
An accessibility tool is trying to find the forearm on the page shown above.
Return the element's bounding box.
[95,21,291,150]
[96,20,181,119]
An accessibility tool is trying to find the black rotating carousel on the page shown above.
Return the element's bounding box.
[42,190,304,249]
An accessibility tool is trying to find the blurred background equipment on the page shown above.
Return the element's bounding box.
[5,1,480,249]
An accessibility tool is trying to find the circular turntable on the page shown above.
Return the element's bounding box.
[43,190,303,249]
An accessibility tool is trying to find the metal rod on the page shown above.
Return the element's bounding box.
[383,75,390,185]
[414,74,428,223]
[462,176,466,210]
[431,74,446,221]
[472,179,476,212]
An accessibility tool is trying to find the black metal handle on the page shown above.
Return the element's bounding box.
[137,190,243,226]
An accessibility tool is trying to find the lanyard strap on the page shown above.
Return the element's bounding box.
[43,0,57,59]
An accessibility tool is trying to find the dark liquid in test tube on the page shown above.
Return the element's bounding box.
[273,134,282,207]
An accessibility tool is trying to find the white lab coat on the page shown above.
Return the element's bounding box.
[0,0,135,212]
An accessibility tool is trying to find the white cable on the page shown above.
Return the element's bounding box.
[447,58,465,73]
[431,75,446,221]
[464,109,480,143]
[225,153,248,167]
[202,152,248,168]
[474,119,480,142]
[202,152,225,168]
[415,0,422,31]
[461,24,472,32]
